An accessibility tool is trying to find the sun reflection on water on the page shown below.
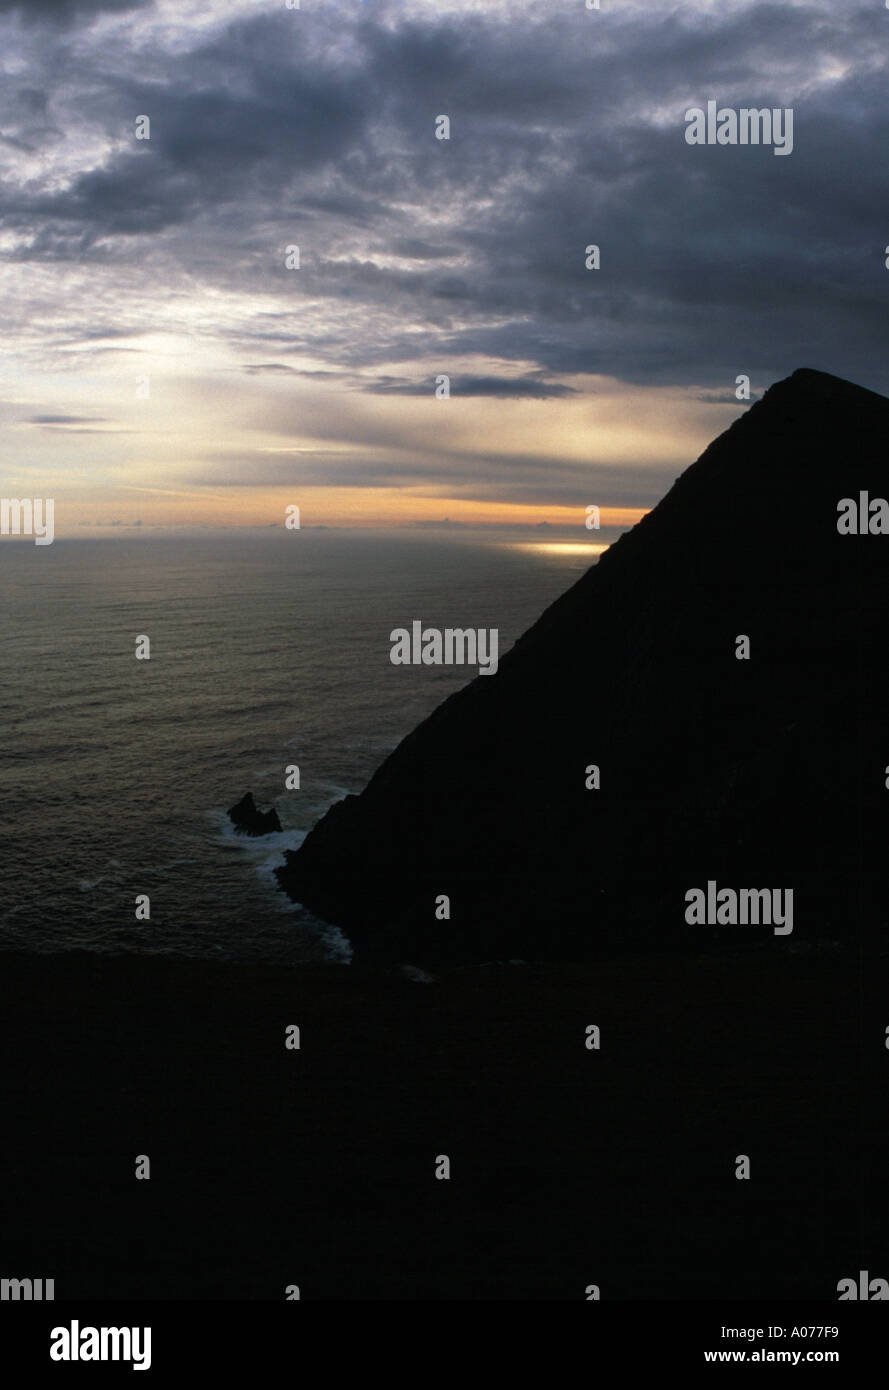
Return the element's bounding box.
[510,541,609,558]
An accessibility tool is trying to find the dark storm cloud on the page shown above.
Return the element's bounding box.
[388,238,461,261]
[27,413,106,423]
[242,363,300,376]
[364,374,579,399]
[0,0,151,20]
[239,366,347,382]
[0,12,376,252]
[3,0,889,400]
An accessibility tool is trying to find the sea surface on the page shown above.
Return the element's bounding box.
[0,530,596,964]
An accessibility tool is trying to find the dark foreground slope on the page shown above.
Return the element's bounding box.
[279,368,889,965]
[1,947,885,1299]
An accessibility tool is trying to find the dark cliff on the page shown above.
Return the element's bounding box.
[277,369,889,964]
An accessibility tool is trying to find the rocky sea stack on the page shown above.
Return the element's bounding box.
[277,369,889,964]
[228,792,282,837]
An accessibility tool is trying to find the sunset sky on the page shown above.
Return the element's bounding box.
[2,0,888,536]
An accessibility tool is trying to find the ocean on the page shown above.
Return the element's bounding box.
[0,530,594,964]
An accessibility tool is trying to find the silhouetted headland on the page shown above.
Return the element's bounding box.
[278,368,889,964]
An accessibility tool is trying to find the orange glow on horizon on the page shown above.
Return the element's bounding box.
[47,487,650,536]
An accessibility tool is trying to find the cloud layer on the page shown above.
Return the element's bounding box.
[2,0,887,524]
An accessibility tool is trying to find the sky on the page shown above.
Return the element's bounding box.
[2,0,889,536]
